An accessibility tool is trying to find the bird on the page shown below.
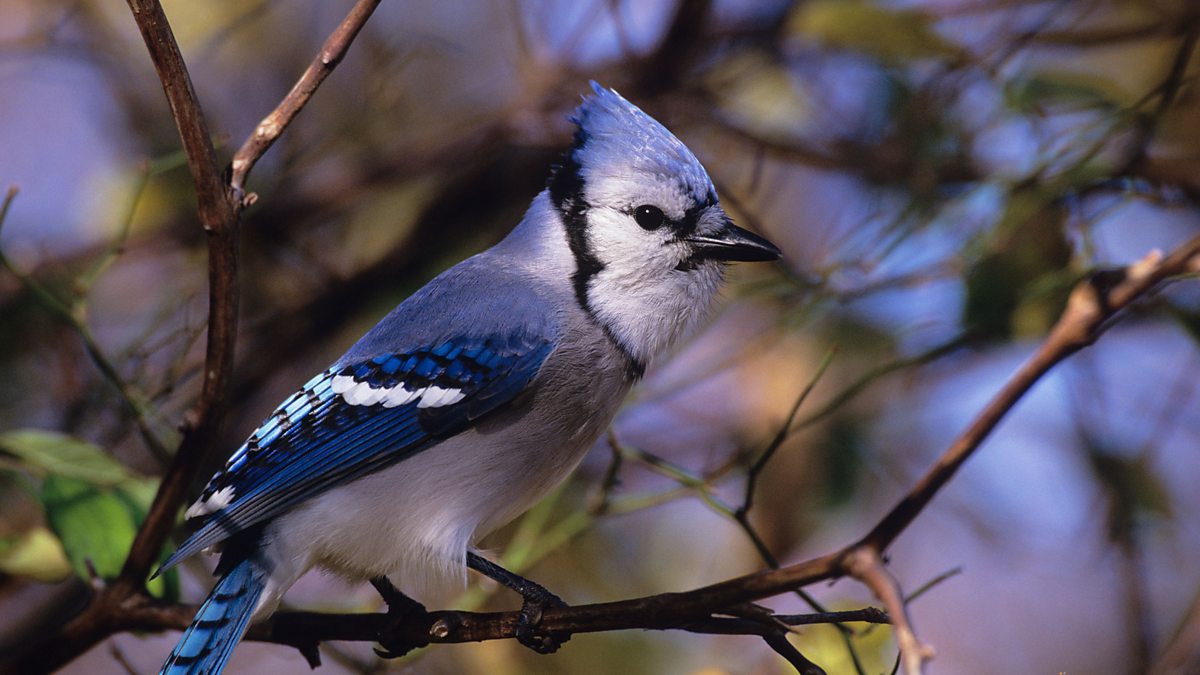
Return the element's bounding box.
[158,82,781,674]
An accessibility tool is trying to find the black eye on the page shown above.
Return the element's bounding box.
[634,205,666,231]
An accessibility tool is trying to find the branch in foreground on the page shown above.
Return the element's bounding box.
[3,2,381,673]
[117,0,242,595]
[94,593,889,669]
[14,3,245,669]
[121,0,385,600]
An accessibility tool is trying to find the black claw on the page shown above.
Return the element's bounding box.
[369,638,408,658]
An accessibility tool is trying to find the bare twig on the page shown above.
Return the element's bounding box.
[740,347,837,514]
[843,547,935,675]
[228,0,383,201]
[844,242,1200,672]
[3,3,246,670]
[763,632,827,675]
[860,242,1200,557]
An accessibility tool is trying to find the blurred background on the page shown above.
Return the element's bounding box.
[2,0,1200,673]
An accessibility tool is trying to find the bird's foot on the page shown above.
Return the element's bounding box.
[370,576,428,659]
[464,552,570,654]
[515,586,569,654]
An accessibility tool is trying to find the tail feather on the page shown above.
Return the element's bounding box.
[161,557,268,675]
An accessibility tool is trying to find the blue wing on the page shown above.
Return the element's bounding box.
[161,331,553,571]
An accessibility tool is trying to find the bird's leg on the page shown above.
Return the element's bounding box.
[466,552,569,654]
[370,576,427,658]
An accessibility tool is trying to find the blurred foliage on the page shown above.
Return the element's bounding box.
[1085,440,1174,536]
[816,421,866,509]
[0,429,176,599]
[964,196,1074,340]
[1,0,1200,673]
[789,0,962,64]
[1006,70,1129,114]
[0,526,72,583]
[1,430,137,488]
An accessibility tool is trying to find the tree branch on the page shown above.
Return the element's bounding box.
[118,0,239,594]
[67,593,889,661]
[860,240,1200,557]
[2,3,244,671]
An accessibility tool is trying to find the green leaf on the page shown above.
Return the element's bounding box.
[1085,443,1172,541]
[41,475,139,582]
[1166,303,1200,345]
[789,0,961,63]
[820,421,864,508]
[963,194,1073,340]
[0,527,72,582]
[0,430,175,594]
[0,429,135,487]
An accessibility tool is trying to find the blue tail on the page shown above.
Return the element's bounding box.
[160,557,269,675]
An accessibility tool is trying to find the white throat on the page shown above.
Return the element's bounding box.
[583,235,724,370]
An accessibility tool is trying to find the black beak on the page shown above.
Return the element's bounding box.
[686,223,782,262]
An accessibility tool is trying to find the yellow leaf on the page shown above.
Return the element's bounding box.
[0,527,72,583]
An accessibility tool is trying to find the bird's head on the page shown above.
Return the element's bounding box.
[544,83,780,372]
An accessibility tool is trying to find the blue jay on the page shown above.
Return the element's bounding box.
[159,82,780,674]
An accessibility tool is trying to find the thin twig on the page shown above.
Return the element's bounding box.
[764,632,827,675]
[843,546,935,675]
[861,243,1200,556]
[228,0,382,201]
[741,346,838,513]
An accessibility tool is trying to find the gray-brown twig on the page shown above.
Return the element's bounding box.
[228,0,382,201]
